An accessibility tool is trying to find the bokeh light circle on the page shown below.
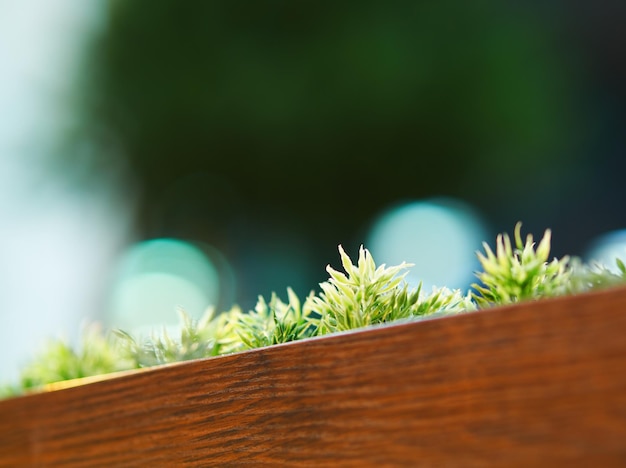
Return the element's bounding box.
[366,198,487,291]
[585,229,626,272]
[107,238,221,331]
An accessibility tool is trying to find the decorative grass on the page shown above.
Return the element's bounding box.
[3,223,624,398]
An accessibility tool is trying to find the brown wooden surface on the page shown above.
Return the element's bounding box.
[2,288,626,466]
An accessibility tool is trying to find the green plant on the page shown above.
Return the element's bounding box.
[472,222,572,306]
[236,288,316,349]
[3,223,625,398]
[568,257,626,293]
[113,306,242,368]
[1,325,134,398]
[306,245,473,335]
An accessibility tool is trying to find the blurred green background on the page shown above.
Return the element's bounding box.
[1,0,625,379]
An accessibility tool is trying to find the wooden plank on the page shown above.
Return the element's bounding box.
[2,287,626,466]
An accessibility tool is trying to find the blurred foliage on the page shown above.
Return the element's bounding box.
[54,0,601,305]
[67,1,578,235]
[0,326,134,398]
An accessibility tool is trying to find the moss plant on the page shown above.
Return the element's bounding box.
[306,245,473,335]
[568,257,626,292]
[112,307,242,368]
[472,222,572,306]
[1,326,134,398]
[235,288,317,349]
[2,223,625,398]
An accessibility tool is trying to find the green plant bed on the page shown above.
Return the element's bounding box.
[3,223,625,398]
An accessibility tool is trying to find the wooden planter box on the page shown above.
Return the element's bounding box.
[2,287,626,466]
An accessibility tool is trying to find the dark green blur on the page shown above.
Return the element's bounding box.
[56,1,626,308]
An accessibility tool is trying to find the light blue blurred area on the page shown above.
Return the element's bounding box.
[106,239,229,332]
[366,198,488,292]
[585,230,626,272]
[0,1,127,383]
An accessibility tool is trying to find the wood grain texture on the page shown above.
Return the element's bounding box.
[2,288,626,466]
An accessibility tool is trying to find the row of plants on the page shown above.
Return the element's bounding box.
[2,223,625,398]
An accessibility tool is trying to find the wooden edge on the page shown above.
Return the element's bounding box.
[2,287,626,466]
